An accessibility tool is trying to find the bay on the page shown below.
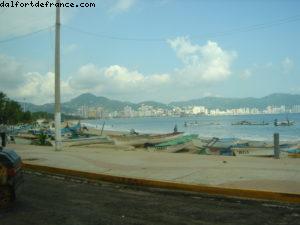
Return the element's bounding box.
[84,113,300,142]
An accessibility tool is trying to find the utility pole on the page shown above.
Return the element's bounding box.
[54,0,62,151]
[23,98,26,112]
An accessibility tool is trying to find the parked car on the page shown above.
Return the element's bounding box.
[0,147,23,208]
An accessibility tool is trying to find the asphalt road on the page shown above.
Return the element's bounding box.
[0,172,300,225]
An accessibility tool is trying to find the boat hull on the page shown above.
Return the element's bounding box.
[149,141,193,153]
[233,147,274,157]
[111,132,183,147]
[50,136,114,147]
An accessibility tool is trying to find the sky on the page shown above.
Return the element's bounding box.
[0,0,300,104]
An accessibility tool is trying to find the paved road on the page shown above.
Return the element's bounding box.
[1,172,300,225]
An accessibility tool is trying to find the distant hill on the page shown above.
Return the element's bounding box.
[22,93,300,113]
[63,93,136,112]
[137,101,172,110]
[24,93,137,113]
[170,93,300,110]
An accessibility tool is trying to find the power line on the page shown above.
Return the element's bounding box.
[63,14,300,42]
[0,14,299,44]
[63,25,166,42]
[194,14,300,39]
[0,26,53,44]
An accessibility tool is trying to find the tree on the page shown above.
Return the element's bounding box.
[0,92,33,125]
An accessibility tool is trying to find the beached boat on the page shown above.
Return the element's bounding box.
[149,134,198,153]
[50,136,114,147]
[110,132,184,147]
[232,142,295,157]
[232,147,274,157]
[282,146,300,158]
[193,137,241,156]
[206,138,241,156]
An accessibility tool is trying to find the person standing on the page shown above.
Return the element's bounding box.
[0,123,7,147]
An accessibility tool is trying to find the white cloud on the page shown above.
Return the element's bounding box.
[0,54,25,89]
[168,37,237,84]
[0,37,237,103]
[15,72,74,104]
[0,0,74,39]
[282,57,294,74]
[240,69,252,79]
[0,54,72,104]
[109,0,136,14]
[68,38,236,101]
[69,64,170,97]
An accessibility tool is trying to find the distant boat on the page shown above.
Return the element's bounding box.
[232,120,269,126]
[274,119,295,126]
[149,134,198,153]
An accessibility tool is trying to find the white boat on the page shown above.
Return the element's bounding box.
[151,142,193,153]
[110,132,183,147]
[50,136,114,147]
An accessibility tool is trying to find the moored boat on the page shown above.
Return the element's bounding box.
[232,120,269,126]
[274,119,295,126]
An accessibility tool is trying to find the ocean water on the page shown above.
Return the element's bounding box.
[83,113,300,142]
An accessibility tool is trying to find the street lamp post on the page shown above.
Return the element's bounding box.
[54,0,61,151]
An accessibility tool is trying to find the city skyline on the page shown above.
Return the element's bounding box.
[74,103,300,119]
[0,0,300,104]
[18,91,300,118]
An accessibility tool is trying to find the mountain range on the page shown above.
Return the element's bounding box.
[22,93,300,114]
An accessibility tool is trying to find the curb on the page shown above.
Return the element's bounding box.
[22,163,300,204]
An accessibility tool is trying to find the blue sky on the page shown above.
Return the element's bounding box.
[0,0,299,104]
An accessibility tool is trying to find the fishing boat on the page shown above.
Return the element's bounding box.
[233,142,294,157]
[282,145,300,158]
[232,121,269,126]
[149,134,198,153]
[232,147,274,157]
[206,138,243,156]
[50,135,114,147]
[109,132,184,147]
[193,137,242,155]
[274,119,295,126]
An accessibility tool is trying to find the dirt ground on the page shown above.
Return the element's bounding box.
[0,172,300,225]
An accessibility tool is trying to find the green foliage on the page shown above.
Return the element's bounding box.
[37,133,48,145]
[0,92,32,124]
[0,92,82,125]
